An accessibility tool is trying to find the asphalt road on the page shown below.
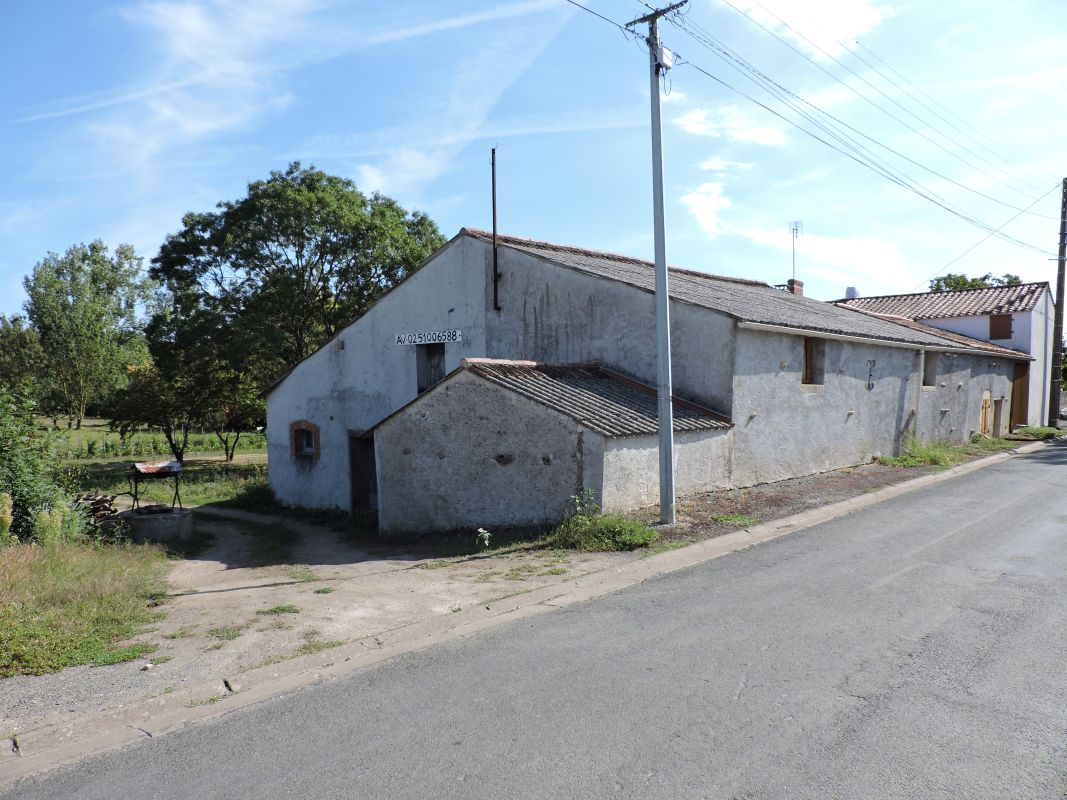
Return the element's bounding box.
[8,443,1067,799]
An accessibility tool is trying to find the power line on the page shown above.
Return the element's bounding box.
[910,182,1061,292]
[848,40,1028,169]
[716,0,1044,197]
[670,17,1057,220]
[563,0,1056,257]
[674,56,1053,256]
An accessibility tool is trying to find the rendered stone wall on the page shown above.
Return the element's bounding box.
[374,371,605,536]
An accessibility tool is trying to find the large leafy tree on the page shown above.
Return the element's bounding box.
[151,161,446,387]
[23,241,150,428]
[0,315,44,394]
[929,272,1022,292]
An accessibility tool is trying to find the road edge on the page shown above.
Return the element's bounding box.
[0,438,1054,788]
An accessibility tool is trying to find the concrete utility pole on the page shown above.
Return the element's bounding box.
[626,1,686,525]
[1049,177,1066,427]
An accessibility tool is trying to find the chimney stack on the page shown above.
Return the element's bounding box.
[787,278,804,296]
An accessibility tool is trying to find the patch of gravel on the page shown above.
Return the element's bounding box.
[636,461,943,544]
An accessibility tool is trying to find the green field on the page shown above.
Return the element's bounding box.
[43,418,266,462]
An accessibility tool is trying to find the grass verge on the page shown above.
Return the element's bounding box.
[0,541,167,677]
[878,436,1019,468]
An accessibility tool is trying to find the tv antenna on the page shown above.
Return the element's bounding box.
[790,220,803,281]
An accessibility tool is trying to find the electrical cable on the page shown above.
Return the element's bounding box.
[562,0,1056,256]
[670,17,1057,219]
[716,0,1044,197]
[674,55,1053,255]
[910,182,1061,292]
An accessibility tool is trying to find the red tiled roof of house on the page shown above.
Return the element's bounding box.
[836,283,1048,320]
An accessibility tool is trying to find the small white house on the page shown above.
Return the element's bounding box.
[838,283,1054,427]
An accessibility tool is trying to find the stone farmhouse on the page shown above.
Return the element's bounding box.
[264,229,1032,534]
[837,282,1054,429]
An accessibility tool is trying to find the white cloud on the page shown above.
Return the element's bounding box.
[661,88,688,104]
[680,182,732,238]
[305,107,643,161]
[734,226,923,293]
[674,107,784,146]
[17,0,567,189]
[699,158,753,172]
[346,10,575,195]
[728,0,894,59]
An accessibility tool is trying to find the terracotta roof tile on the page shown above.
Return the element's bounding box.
[836,283,1048,319]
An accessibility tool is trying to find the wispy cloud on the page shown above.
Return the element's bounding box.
[727,0,893,59]
[17,0,566,189]
[734,226,920,293]
[680,182,732,237]
[674,107,785,146]
[343,9,576,195]
[699,157,753,172]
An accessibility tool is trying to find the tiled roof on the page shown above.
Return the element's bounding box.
[836,283,1048,320]
[462,359,731,437]
[461,229,1009,352]
[873,317,1031,359]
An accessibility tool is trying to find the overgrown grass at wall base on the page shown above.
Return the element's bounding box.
[0,541,167,676]
[551,513,658,552]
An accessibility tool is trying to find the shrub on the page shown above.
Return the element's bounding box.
[0,493,14,548]
[0,389,87,541]
[550,491,658,552]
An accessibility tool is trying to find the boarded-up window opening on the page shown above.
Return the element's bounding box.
[416,343,446,394]
[922,352,939,387]
[802,337,825,385]
[989,314,1012,340]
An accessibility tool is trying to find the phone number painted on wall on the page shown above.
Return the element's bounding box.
[395,329,462,346]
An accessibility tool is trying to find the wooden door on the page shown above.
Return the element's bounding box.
[1010,364,1029,430]
[349,435,377,512]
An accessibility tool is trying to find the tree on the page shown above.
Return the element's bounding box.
[151,162,446,387]
[106,362,206,464]
[929,272,1022,292]
[0,315,44,394]
[23,242,150,428]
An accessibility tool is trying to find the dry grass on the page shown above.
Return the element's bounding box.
[0,541,168,676]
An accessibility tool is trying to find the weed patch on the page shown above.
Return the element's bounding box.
[551,514,657,552]
[878,439,958,467]
[312,586,335,594]
[93,643,156,666]
[207,625,244,641]
[0,541,167,677]
[257,604,300,616]
[1014,426,1060,440]
[710,513,760,527]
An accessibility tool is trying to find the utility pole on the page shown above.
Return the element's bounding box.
[1048,177,1066,427]
[626,0,686,525]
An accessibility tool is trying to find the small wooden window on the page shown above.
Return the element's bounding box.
[989,314,1012,340]
[802,337,825,385]
[289,420,320,459]
[922,352,939,387]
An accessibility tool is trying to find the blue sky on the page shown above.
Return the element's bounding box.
[2,0,1065,317]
